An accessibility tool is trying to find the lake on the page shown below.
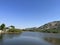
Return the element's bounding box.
[0,32,60,45]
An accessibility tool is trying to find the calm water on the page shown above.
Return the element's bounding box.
[0,32,60,45]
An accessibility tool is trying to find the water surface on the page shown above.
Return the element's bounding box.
[0,32,60,45]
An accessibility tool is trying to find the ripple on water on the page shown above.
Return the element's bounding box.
[3,36,52,45]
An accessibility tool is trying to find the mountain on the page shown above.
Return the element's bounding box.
[24,21,60,33]
[38,21,60,30]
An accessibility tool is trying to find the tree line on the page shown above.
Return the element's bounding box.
[0,24,22,33]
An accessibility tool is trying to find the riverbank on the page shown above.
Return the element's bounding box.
[0,31,22,34]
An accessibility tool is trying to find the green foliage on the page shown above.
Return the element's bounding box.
[36,29,59,33]
[0,24,5,30]
[22,28,60,33]
[10,25,15,29]
[8,29,22,33]
[0,23,22,33]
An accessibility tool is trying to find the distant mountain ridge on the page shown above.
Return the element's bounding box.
[38,21,60,30]
[24,21,60,33]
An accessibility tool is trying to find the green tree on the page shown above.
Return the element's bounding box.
[0,24,5,30]
[10,25,15,29]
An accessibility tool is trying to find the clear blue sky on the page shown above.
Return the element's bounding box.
[0,0,60,29]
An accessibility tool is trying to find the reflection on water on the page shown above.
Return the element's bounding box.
[0,34,4,45]
[44,37,60,45]
[4,33,21,40]
[0,34,3,39]
[0,32,60,45]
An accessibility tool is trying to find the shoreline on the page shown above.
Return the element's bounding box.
[0,32,22,34]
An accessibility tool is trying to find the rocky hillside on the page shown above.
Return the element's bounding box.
[38,21,60,30]
[23,21,60,33]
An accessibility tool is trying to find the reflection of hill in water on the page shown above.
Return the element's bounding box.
[44,37,60,45]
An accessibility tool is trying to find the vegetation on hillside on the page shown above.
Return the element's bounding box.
[23,21,60,33]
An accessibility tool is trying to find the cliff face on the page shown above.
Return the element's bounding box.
[38,21,60,30]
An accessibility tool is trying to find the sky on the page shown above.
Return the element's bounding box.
[0,0,60,29]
